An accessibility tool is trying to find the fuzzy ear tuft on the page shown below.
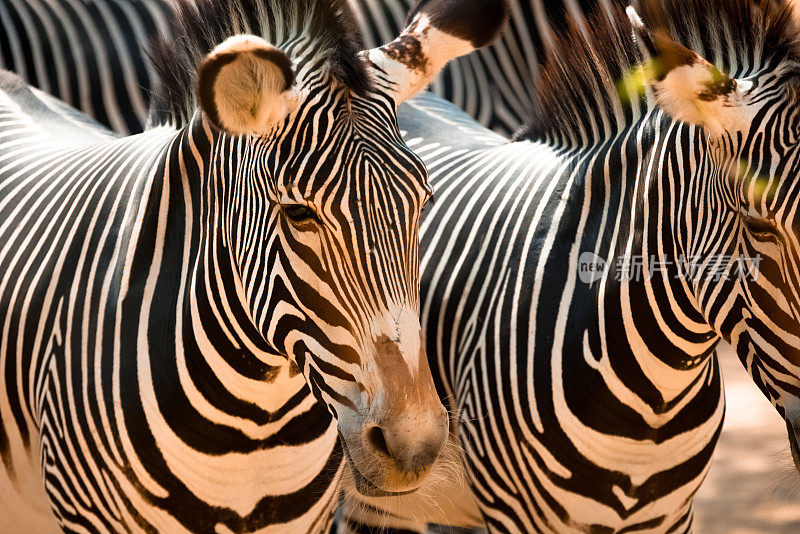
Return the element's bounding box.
[197,35,295,135]
[628,6,753,135]
[365,0,509,104]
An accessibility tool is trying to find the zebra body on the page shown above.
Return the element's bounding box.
[0,0,172,135]
[0,0,509,530]
[344,1,800,532]
[0,63,346,534]
[355,94,721,532]
[0,0,611,137]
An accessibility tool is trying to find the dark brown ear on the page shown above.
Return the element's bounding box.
[197,35,296,135]
[627,6,753,135]
[364,0,509,103]
[407,0,509,48]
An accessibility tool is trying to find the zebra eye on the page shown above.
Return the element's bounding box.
[740,210,778,239]
[283,204,319,226]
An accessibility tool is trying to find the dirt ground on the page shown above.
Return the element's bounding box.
[694,344,800,533]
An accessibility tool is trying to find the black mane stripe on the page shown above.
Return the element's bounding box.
[147,0,371,128]
[516,0,800,145]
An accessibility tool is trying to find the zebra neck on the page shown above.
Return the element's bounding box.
[594,268,720,410]
[136,122,305,415]
[179,233,305,407]
[588,126,721,408]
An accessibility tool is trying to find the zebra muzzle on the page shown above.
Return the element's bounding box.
[336,318,449,494]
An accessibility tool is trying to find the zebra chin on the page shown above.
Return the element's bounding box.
[339,430,444,497]
[342,445,424,497]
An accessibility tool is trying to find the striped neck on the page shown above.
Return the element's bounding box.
[137,116,307,412]
[576,113,721,410]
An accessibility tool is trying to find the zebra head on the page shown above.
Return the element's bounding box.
[149,0,508,495]
[629,2,800,467]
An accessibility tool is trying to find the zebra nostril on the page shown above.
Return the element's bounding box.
[365,425,391,458]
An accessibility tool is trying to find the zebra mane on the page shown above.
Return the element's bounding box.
[147,0,370,128]
[516,0,800,146]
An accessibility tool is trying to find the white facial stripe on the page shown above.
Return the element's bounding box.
[371,305,423,374]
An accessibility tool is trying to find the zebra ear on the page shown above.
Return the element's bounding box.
[197,35,296,135]
[365,0,509,103]
[627,7,753,135]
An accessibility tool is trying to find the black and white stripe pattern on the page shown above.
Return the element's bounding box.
[344,0,800,531]
[0,0,469,530]
[0,0,616,138]
[0,0,172,135]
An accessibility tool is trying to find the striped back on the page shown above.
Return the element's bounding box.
[0,0,171,134]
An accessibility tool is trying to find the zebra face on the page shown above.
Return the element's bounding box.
[189,0,509,495]
[726,108,800,468]
[200,45,448,496]
[254,90,449,496]
[631,7,800,468]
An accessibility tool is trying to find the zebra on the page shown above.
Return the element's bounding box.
[0,0,615,137]
[0,0,172,135]
[351,0,619,136]
[0,0,507,531]
[340,0,800,532]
